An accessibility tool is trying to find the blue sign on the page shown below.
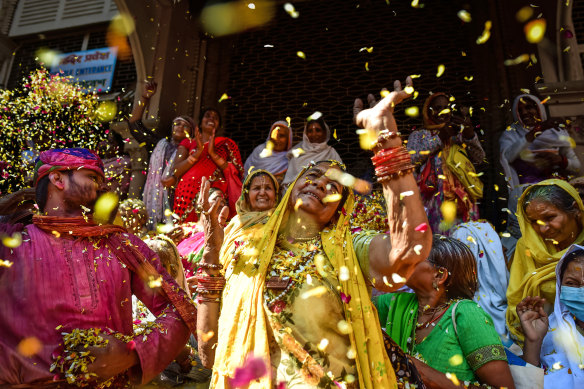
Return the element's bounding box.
[50,47,118,92]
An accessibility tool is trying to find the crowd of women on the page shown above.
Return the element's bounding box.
[8,77,581,388]
[105,77,584,388]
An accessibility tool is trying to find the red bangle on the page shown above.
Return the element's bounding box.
[372,146,415,181]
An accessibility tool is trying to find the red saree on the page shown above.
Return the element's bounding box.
[173,137,243,223]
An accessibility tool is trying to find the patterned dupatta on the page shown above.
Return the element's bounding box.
[211,165,397,388]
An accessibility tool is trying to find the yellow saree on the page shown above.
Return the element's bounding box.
[506,179,584,343]
[211,168,397,388]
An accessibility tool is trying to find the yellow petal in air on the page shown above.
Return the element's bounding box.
[524,19,546,44]
[476,21,492,44]
[457,10,471,23]
[323,193,342,203]
[405,106,419,118]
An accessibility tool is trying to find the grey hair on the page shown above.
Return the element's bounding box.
[522,185,579,215]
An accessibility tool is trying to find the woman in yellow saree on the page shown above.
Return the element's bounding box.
[506,179,584,343]
[196,78,432,388]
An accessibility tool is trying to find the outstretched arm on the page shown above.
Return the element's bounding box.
[354,78,432,291]
[0,188,36,215]
[129,81,157,124]
[195,177,229,368]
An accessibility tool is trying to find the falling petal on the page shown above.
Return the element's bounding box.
[297,51,306,59]
[337,320,352,335]
[218,93,230,102]
[230,353,268,388]
[440,201,457,223]
[340,292,351,304]
[449,354,463,366]
[446,372,460,386]
[413,244,423,255]
[405,106,420,117]
[359,47,374,53]
[198,330,215,342]
[476,21,492,44]
[504,54,530,66]
[317,338,329,351]
[392,273,407,283]
[93,192,119,224]
[339,266,350,281]
[291,148,305,158]
[415,223,428,232]
[259,141,274,158]
[301,286,328,299]
[307,111,322,121]
[0,260,13,268]
[525,19,546,43]
[2,232,22,248]
[148,276,163,288]
[457,10,471,23]
[516,6,534,22]
[17,337,42,357]
[323,193,342,203]
[346,347,356,359]
[357,128,378,150]
[436,64,445,78]
[283,3,299,18]
[400,191,414,200]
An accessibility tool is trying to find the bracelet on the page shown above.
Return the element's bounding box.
[194,270,224,277]
[376,168,415,183]
[195,295,221,304]
[372,146,415,181]
[196,262,223,270]
[195,275,226,292]
[196,288,223,295]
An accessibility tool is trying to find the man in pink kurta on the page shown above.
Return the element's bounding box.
[0,148,191,386]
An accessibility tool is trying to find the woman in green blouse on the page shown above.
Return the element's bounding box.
[374,235,515,388]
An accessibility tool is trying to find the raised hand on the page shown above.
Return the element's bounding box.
[517,296,549,343]
[354,77,413,150]
[197,177,228,252]
[187,126,204,164]
[354,78,413,149]
[142,80,157,99]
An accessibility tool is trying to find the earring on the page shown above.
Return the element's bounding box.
[432,281,438,290]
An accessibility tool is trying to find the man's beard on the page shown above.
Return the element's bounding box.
[63,175,100,213]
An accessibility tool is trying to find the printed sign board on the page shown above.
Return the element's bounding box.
[50,47,118,92]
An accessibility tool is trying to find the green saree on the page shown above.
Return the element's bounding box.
[373,293,506,383]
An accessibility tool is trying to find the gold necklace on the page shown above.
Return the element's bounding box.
[264,236,323,310]
[416,302,452,329]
